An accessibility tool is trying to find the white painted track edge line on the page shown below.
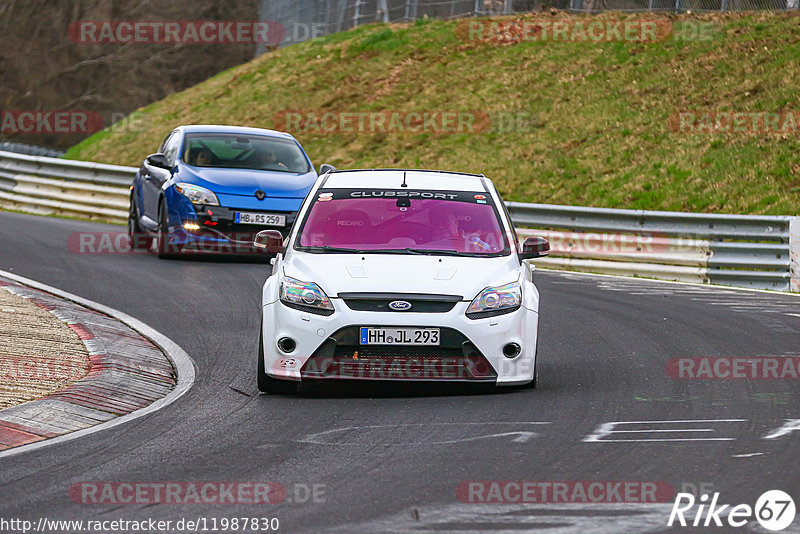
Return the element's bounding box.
[0,269,197,459]
[532,265,800,298]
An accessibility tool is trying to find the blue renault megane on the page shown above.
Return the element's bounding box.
[128,125,319,258]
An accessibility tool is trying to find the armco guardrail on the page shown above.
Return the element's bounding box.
[0,150,134,222]
[0,141,64,158]
[0,149,797,292]
[509,202,800,293]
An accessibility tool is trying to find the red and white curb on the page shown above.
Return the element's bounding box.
[0,270,195,458]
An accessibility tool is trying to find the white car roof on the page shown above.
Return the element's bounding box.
[322,170,490,193]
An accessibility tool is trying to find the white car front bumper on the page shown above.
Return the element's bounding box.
[261,298,538,386]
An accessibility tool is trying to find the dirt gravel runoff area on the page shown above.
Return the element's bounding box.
[0,275,178,452]
[0,287,90,409]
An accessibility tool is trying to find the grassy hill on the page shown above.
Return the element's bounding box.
[66,12,800,215]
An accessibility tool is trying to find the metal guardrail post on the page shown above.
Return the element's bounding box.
[377,0,389,22]
[337,0,347,32]
[353,0,362,28]
[791,216,800,292]
[405,0,418,20]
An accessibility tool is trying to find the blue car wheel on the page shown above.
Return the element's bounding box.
[157,199,178,259]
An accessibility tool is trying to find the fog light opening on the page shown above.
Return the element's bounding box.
[278,337,296,353]
[503,342,521,359]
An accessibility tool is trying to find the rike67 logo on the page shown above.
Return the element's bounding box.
[668,490,796,531]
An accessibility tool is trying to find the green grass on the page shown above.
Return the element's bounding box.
[65,12,800,214]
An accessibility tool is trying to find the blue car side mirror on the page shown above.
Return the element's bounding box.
[146,153,170,169]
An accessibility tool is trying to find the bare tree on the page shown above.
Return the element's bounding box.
[0,0,258,149]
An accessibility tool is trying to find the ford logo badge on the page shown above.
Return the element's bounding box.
[388,300,412,311]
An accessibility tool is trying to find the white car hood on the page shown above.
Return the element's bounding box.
[282,252,520,299]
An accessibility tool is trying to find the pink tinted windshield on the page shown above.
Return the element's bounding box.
[298,195,509,254]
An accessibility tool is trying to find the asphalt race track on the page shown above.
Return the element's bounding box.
[1,210,799,533]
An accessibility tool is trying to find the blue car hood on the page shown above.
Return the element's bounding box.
[177,166,316,198]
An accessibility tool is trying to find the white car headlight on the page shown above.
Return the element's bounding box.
[175,182,219,206]
[466,282,521,319]
[280,276,334,315]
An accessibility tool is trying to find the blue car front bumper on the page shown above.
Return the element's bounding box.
[163,193,300,254]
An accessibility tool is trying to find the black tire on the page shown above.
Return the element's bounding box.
[128,197,153,251]
[257,327,297,394]
[156,199,179,259]
[526,345,539,389]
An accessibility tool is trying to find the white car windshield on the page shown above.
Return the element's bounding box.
[296,189,511,256]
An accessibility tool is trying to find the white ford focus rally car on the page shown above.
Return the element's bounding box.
[255,169,550,393]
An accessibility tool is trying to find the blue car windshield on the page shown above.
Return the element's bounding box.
[182,133,310,174]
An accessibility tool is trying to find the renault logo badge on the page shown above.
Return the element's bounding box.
[255,190,266,200]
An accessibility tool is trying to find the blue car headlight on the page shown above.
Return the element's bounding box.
[279,276,334,315]
[175,182,219,206]
[466,282,521,319]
